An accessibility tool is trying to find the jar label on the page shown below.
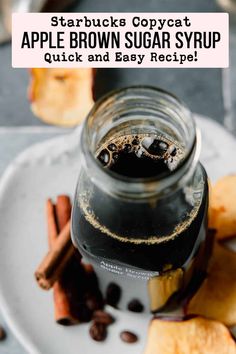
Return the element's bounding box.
[100,260,159,280]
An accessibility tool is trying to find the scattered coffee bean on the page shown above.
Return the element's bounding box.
[106,283,121,307]
[127,299,144,313]
[89,322,107,342]
[120,331,138,343]
[0,326,6,340]
[93,310,114,325]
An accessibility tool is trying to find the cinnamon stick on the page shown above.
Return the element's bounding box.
[55,196,79,325]
[46,199,58,248]
[36,196,100,324]
[48,196,79,325]
[55,195,72,232]
[35,221,74,290]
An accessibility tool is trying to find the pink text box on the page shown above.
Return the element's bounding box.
[12,13,229,68]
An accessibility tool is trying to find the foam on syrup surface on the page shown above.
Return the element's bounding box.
[96,133,184,178]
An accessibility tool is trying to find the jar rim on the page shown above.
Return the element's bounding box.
[81,85,199,199]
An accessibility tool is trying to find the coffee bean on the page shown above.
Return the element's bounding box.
[97,149,110,166]
[93,310,114,325]
[127,299,144,313]
[89,322,107,342]
[0,326,6,340]
[120,331,138,343]
[106,283,121,307]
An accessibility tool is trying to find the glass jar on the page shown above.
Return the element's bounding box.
[71,86,212,313]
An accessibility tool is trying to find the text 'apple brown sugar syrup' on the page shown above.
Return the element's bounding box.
[71,86,212,313]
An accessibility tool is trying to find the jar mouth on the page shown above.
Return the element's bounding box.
[81,85,198,198]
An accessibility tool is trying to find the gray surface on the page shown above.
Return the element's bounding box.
[0,0,229,353]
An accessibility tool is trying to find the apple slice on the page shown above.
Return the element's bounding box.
[186,242,236,326]
[209,175,236,241]
[29,68,94,127]
[144,316,236,354]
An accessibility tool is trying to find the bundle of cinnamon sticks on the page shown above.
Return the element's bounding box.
[35,195,103,325]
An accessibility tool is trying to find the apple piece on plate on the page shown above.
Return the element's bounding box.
[186,242,236,326]
[209,175,236,240]
[144,316,236,354]
[28,68,95,127]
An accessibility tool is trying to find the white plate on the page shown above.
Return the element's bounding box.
[0,115,235,354]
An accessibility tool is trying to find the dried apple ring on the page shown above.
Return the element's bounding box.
[144,316,236,354]
[186,242,236,326]
[209,175,236,240]
[28,68,94,127]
